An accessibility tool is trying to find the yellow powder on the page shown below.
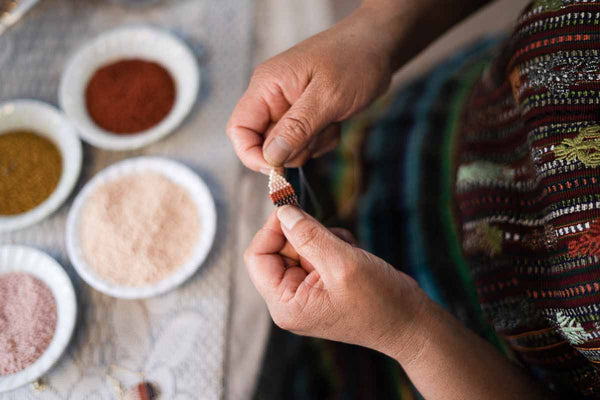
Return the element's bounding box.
[0,131,62,215]
[79,172,201,286]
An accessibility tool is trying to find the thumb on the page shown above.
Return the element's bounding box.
[263,84,334,166]
[276,205,351,270]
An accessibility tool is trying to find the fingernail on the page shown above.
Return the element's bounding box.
[277,205,304,230]
[264,136,292,165]
[260,167,271,176]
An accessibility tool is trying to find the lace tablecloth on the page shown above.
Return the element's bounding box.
[0,0,253,398]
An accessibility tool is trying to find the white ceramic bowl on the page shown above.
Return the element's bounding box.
[66,157,217,299]
[0,100,82,233]
[59,26,200,150]
[0,245,77,393]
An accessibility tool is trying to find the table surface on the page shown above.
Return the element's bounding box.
[0,0,253,398]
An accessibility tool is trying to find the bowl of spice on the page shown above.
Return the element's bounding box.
[59,26,199,151]
[66,157,216,299]
[0,100,82,233]
[0,245,77,392]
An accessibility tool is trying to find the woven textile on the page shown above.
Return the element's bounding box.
[455,1,600,396]
[0,1,253,399]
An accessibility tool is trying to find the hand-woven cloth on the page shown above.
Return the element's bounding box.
[0,0,253,398]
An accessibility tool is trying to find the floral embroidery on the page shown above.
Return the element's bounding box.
[568,220,600,257]
[554,126,600,168]
[463,222,503,257]
[556,311,591,345]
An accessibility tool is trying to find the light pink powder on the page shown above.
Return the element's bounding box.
[80,172,201,286]
[0,272,57,375]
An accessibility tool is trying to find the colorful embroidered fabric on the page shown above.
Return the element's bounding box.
[454,1,600,396]
[253,1,600,398]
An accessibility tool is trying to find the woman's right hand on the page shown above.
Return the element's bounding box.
[226,6,398,173]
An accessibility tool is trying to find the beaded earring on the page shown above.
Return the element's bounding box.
[268,169,299,207]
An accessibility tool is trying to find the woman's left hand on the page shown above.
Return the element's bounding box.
[246,206,553,399]
[244,205,428,356]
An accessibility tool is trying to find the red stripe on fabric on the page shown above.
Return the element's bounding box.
[508,35,597,72]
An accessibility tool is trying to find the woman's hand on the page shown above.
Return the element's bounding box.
[246,207,553,399]
[227,7,397,173]
[244,205,428,354]
[227,0,496,173]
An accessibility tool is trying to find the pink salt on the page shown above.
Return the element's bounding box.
[0,272,57,375]
[80,172,201,287]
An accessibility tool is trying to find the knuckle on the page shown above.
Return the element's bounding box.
[281,115,313,145]
[251,62,269,78]
[252,61,279,81]
[243,248,252,265]
[272,312,294,331]
[225,123,235,139]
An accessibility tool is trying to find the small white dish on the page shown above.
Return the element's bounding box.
[66,157,217,299]
[0,99,82,233]
[0,245,77,393]
[59,26,200,151]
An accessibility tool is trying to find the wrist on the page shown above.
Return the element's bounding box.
[352,2,416,71]
[356,0,492,71]
[369,282,435,363]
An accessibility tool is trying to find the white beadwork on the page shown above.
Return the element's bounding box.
[268,169,291,194]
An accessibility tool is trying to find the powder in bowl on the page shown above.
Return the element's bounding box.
[0,131,62,215]
[85,59,176,134]
[79,172,200,287]
[0,272,57,376]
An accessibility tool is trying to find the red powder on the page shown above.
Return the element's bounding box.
[85,59,176,134]
[0,272,57,375]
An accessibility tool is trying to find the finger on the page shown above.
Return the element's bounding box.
[227,89,270,174]
[263,83,336,167]
[227,77,292,175]
[282,124,340,167]
[280,240,299,260]
[245,211,309,304]
[262,124,286,174]
[228,126,269,174]
[330,227,358,246]
[280,241,316,273]
[244,211,287,297]
[276,205,352,271]
[311,123,341,158]
[248,211,285,255]
[282,255,298,268]
[278,266,309,303]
